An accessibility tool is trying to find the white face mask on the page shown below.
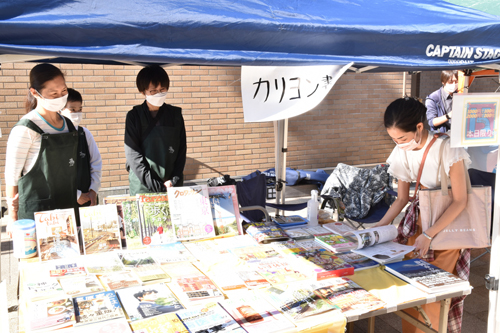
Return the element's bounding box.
[61,109,83,127]
[444,83,458,94]
[34,90,68,112]
[395,130,422,151]
[145,91,167,107]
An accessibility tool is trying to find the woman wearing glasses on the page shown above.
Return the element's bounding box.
[124,65,186,196]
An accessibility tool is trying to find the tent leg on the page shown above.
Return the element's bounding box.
[273,119,288,216]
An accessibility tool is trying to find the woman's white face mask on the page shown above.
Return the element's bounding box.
[395,130,422,151]
[35,90,68,112]
[444,82,458,94]
[145,91,168,107]
[61,109,83,127]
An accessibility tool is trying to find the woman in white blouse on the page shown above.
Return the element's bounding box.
[375,97,470,333]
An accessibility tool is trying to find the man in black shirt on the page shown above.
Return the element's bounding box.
[124,65,187,195]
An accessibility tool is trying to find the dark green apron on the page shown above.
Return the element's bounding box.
[77,127,92,210]
[16,117,79,220]
[129,104,183,196]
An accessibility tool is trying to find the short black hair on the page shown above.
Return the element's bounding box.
[136,65,170,93]
[441,70,458,85]
[384,97,427,133]
[133,289,158,300]
[67,88,82,103]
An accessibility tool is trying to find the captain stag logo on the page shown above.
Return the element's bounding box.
[169,146,175,154]
[69,158,75,167]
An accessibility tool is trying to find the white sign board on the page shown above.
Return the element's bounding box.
[450,93,500,147]
[241,64,352,122]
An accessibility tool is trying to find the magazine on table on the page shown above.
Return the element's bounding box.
[301,226,333,237]
[290,249,355,280]
[34,208,80,262]
[103,195,144,250]
[336,252,380,271]
[384,259,470,294]
[243,222,290,244]
[235,269,271,289]
[352,242,414,264]
[269,241,307,257]
[219,294,296,333]
[72,318,132,332]
[283,228,314,241]
[272,215,308,228]
[194,261,249,295]
[130,313,189,333]
[230,244,282,263]
[322,221,356,236]
[79,204,122,255]
[137,193,175,246]
[59,275,105,297]
[115,282,184,322]
[314,234,357,253]
[83,252,125,275]
[99,271,142,291]
[150,242,197,264]
[176,302,246,333]
[47,259,88,278]
[344,225,398,250]
[248,257,310,285]
[27,296,75,331]
[208,185,242,236]
[117,250,170,282]
[167,185,216,241]
[24,279,64,302]
[183,239,238,264]
[73,291,125,325]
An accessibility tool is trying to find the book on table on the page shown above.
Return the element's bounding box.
[82,252,125,275]
[73,290,125,326]
[130,312,189,333]
[72,318,132,332]
[289,249,355,280]
[283,228,314,241]
[58,275,105,297]
[117,249,170,283]
[176,302,246,333]
[137,193,176,246]
[336,252,380,271]
[272,215,308,228]
[103,195,144,250]
[99,271,142,291]
[301,225,333,237]
[314,234,358,253]
[47,258,88,278]
[243,222,290,244]
[219,293,296,333]
[24,279,64,302]
[34,208,80,262]
[115,282,184,322]
[27,296,75,332]
[230,244,282,263]
[384,258,470,294]
[208,185,242,236]
[167,185,216,241]
[322,221,356,236]
[248,257,311,286]
[194,261,249,295]
[150,242,196,265]
[79,204,122,255]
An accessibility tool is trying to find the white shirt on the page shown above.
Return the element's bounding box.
[387,131,471,189]
[5,110,102,198]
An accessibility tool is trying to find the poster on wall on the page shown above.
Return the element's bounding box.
[451,93,500,147]
[241,63,352,122]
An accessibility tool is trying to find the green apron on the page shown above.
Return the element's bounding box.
[129,104,183,196]
[16,117,79,220]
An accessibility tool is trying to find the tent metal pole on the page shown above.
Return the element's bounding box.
[279,119,288,215]
[402,72,407,97]
[273,121,281,216]
[273,119,288,216]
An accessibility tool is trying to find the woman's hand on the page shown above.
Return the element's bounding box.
[164,180,173,188]
[77,192,90,205]
[412,234,432,258]
[7,193,19,214]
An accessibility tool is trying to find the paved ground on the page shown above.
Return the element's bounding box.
[1,205,492,333]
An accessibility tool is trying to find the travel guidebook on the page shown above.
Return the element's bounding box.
[47,259,87,278]
[59,275,105,297]
[290,249,355,280]
[79,204,122,255]
[99,271,142,291]
[219,294,296,333]
[73,291,124,325]
[310,278,386,316]
[385,259,470,294]
[336,252,380,271]
[117,250,170,282]
[24,279,64,302]
[116,283,184,322]
[103,195,143,250]
[150,242,196,265]
[208,185,241,236]
[137,193,175,245]
[130,313,189,333]
[243,222,290,244]
[314,234,358,253]
[176,302,246,333]
[34,208,80,262]
[83,252,125,275]
[28,296,75,331]
[168,185,216,241]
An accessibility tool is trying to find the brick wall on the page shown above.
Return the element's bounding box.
[0,63,410,195]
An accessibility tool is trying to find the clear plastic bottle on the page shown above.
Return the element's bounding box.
[307,190,319,226]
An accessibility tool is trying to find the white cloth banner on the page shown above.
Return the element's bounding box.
[241,63,352,122]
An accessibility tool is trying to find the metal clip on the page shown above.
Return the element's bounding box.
[485,274,499,291]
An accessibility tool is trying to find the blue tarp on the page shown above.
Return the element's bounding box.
[0,0,500,70]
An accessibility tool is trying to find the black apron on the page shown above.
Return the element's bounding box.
[129,104,183,196]
[16,117,79,220]
[77,126,92,210]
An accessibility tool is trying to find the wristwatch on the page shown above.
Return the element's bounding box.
[445,113,451,120]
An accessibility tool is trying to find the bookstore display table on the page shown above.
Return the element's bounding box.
[17,257,471,333]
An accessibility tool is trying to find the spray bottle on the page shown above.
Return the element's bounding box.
[307,190,319,226]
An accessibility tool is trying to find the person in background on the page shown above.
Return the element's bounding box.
[5,64,79,235]
[375,97,470,333]
[124,65,186,196]
[425,70,459,133]
[61,88,102,208]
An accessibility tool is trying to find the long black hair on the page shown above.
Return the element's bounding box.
[384,97,426,132]
[25,64,65,113]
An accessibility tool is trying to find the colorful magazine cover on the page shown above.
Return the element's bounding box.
[116,283,184,322]
[73,291,124,325]
[336,252,380,271]
[73,318,132,333]
[243,222,290,244]
[24,279,64,302]
[314,234,357,253]
[137,193,175,245]
[230,245,282,263]
[59,275,105,297]
[176,302,246,333]
[117,250,170,282]
[194,261,248,295]
[83,252,125,275]
[249,258,310,285]
[290,249,355,280]
[79,204,122,255]
[99,271,142,291]
[219,294,296,333]
[34,208,80,262]
[150,242,196,264]
[48,259,87,278]
[103,195,144,250]
[235,269,271,289]
[130,313,189,333]
[167,185,216,241]
[208,185,241,236]
[28,296,75,331]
